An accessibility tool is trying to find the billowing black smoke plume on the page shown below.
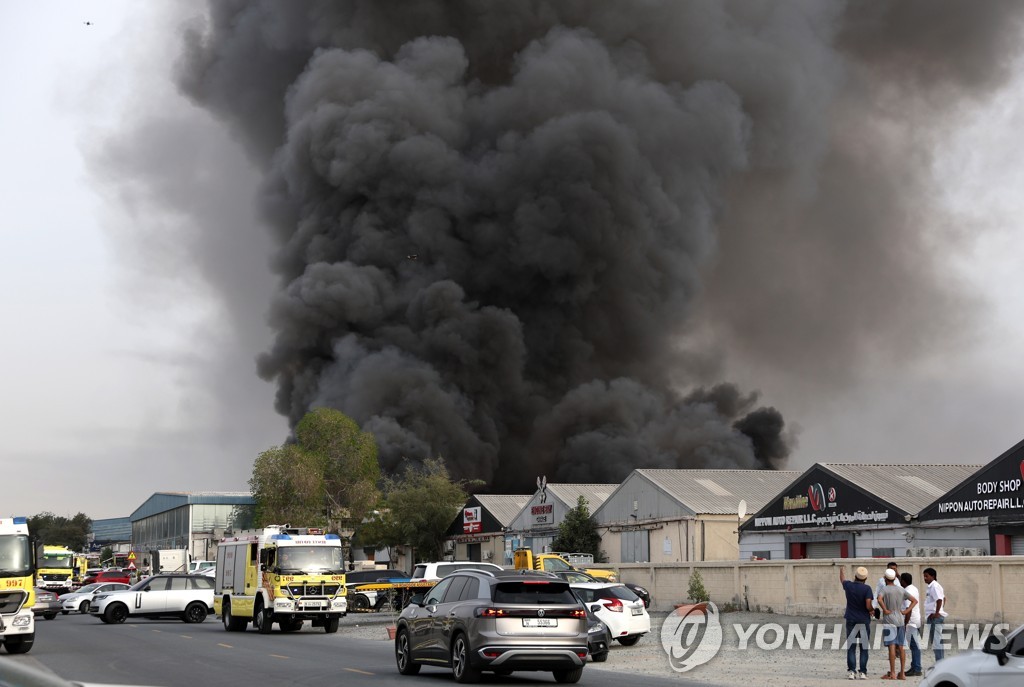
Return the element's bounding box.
[166,1,1024,488]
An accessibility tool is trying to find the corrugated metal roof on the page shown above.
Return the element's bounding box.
[636,469,803,514]
[131,491,254,521]
[821,464,980,515]
[545,484,618,511]
[475,495,531,528]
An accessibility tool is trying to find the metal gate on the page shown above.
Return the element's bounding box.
[1012,536,1024,556]
[620,529,650,563]
[807,541,843,559]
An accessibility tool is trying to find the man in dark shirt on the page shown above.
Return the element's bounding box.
[840,565,874,679]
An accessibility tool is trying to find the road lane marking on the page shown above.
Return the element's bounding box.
[270,654,290,660]
[344,669,374,676]
[180,635,192,639]
[218,643,233,648]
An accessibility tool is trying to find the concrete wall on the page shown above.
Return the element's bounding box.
[617,556,1024,626]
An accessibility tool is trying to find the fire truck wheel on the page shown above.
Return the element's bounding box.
[105,603,129,624]
[280,619,303,632]
[183,602,208,624]
[395,629,420,675]
[323,617,339,634]
[4,634,34,654]
[43,613,57,620]
[254,601,274,634]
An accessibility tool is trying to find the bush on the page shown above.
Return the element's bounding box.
[687,569,710,603]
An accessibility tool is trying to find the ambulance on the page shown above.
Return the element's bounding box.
[0,517,36,654]
[213,525,347,634]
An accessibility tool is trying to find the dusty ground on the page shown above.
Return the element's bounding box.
[338,610,968,685]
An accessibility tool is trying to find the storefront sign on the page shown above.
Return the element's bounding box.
[922,448,1024,519]
[531,503,554,527]
[463,506,482,533]
[743,470,898,531]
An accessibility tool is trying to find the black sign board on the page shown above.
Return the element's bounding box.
[741,465,900,531]
[918,438,1024,521]
[444,496,504,537]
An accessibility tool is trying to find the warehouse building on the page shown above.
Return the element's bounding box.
[130,491,256,566]
[505,483,617,554]
[443,494,531,565]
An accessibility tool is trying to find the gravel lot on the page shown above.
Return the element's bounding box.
[337,609,969,685]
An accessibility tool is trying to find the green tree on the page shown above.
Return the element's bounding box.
[551,496,602,561]
[100,546,114,567]
[28,512,92,550]
[687,568,710,603]
[249,408,381,532]
[358,458,478,563]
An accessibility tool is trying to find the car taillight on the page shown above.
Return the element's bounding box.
[570,609,586,618]
[604,598,624,612]
[475,607,509,618]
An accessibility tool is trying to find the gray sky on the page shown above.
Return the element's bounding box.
[3,2,1024,520]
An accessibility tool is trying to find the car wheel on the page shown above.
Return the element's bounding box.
[395,629,421,675]
[350,594,370,612]
[322,617,339,634]
[451,633,481,683]
[43,613,57,620]
[553,667,584,683]
[591,651,609,663]
[253,601,273,634]
[4,634,34,654]
[79,600,90,614]
[105,603,129,624]
[616,635,641,646]
[61,610,69,615]
[183,602,208,624]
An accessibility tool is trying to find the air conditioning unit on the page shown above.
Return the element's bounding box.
[443,540,455,554]
[905,547,923,557]
[963,548,985,557]
[945,547,963,557]
[927,547,944,557]
[482,550,493,561]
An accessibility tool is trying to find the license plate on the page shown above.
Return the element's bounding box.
[631,607,643,616]
[522,618,557,628]
[300,600,327,609]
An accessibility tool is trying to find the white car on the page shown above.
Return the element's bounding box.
[60,582,130,614]
[89,573,215,624]
[409,561,504,581]
[920,623,1024,687]
[571,582,650,646]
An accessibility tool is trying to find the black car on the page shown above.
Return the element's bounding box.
[580,596,611,662]
[548,570,652,608]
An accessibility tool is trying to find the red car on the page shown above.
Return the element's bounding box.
[82,569,131,586]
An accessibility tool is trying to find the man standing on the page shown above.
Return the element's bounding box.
[840,565,874,679]
[900,572,923,676]
[923,567,948,663]
[877,568,917,680]
[873,562,901,618]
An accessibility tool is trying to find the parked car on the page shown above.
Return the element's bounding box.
[395,570,590,682]
[344,568,410,612]
[409,561,504,582]
[582,600,611,662]
[0,651,159,687]
[547,570,651,608]
[59,582,131,614]
[919,622,1024,687]
[88,573,215,624]
[570,582,650,646]
[31,588,61,620]
[82,569,131,586]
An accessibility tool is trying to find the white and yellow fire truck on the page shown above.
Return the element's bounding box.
[213,525,348,634]
[0,517,37,654]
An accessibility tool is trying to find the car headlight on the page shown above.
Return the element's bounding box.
[588,622,604,634]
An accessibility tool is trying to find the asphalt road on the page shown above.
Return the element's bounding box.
[3,614,701,687]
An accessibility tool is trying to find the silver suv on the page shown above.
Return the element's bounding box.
[394,571,589,683]
[89,573,214,624]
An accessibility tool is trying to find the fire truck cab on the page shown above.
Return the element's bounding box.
[214,525,347,634]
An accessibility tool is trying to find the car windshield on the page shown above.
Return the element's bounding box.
[76,583,101,593]
[0,534,31,576]
[274,545,346,573]
[493,581,577,604]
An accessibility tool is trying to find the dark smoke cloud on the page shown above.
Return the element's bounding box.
[147,1,1024,489]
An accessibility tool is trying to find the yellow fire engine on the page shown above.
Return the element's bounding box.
[0,517,37,653]
[213,525,348,634]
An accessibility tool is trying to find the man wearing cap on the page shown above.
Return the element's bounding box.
[840,564,874,679]
[873,562,902,618]
[878,568,917,680]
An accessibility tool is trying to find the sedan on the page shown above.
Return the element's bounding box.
[60,582,131,614]
[32,588,61,620]
[547,570,652,608]
[570,582,650,646]
[920,622,1024,687]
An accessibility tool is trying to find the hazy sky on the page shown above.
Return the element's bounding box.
[4,2,1024,520]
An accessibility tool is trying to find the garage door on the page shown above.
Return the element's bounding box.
[1013,536,1024,556]
[807,541,843,559]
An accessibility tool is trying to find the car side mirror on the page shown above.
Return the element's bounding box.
[590,604,602,613]
[409,593,424,607]
[983,634,1009,666]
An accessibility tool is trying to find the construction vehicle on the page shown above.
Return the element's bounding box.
[213,525,348,634]
[513,548,618,581]
[35,544,76,594]
[0,517,37,654]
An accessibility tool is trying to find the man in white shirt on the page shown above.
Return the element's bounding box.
[922,567,948,663]
[900,572,922,676]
